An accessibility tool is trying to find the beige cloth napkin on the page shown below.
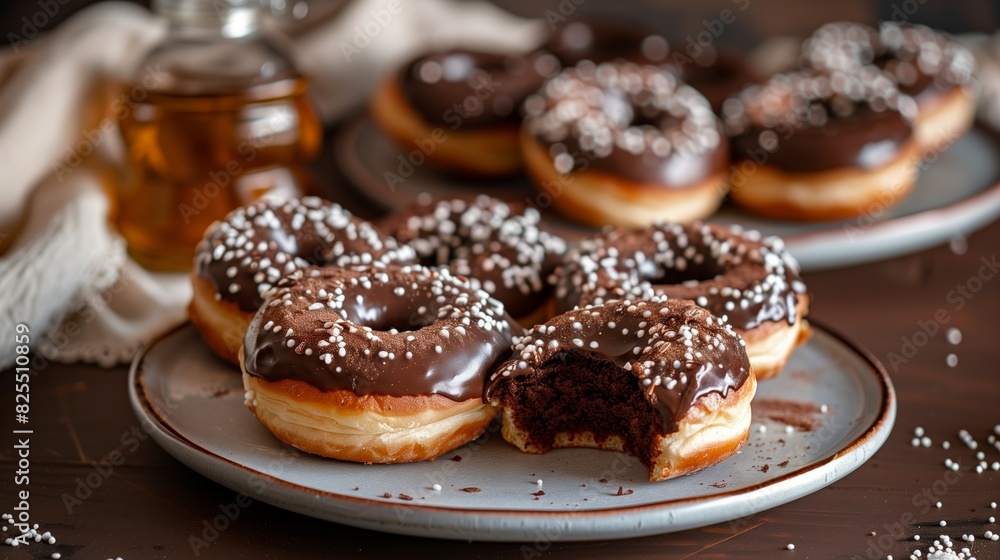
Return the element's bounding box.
[0,0,543,368]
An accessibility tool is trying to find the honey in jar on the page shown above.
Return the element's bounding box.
[117,0,322,270]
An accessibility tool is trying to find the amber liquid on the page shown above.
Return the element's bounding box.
[117,76,322,271]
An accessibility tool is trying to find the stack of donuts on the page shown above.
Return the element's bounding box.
[370,19,975,225]
[188,193,811,481]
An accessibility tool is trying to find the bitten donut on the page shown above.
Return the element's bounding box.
[370,49,560,178]
[190,197,415,365]
[521,60,729,228]
[485,297,756,482]
[377,195,568,326]
[553,222,809,380]
[241,265,517,464]
[723,69,920,221]
[545,20,758,113]
[801,22,976,152]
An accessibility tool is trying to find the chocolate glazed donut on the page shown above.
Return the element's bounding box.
[486,297,755,481]
[722,69,920,221]
[553,222,810,380]
[800,21,976,152]
[520,60,729,228]
[189,197,415,364]
[543,19,758,113]
[370,49,560,177]
[242,265,518,463]
[377,195,568,326]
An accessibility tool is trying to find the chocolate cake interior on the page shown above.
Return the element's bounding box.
[502,350,662,469]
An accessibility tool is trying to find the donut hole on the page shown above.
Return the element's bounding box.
[338,292,443,334]
[643,260,723,286]
[269,230,327,267]
[502,350,662,469]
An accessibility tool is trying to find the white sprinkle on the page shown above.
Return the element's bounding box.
[572,338,584,347]
[936,501,942,508]
[945,353,958,367]
[536,479,543,487]
[946,328,962,345]
[940,520,947,526]
[432,484,442,492]
[912,438,921,447]
[915,427,926,437]
[820,404,829,414]
[922,436,932,447]
[786,543,795,550]
[785,426,794,434]
[53,554,62,560]
[942,441,951,449]
[758,425,767,434]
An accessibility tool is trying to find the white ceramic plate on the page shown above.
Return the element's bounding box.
[333,116,1000,271]
[129,323,895,542]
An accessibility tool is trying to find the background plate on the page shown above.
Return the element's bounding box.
[129,323,895,542]
[333,115,1000,271]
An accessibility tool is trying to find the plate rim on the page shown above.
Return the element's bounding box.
[129,320,895,530]
[332,113,1000,271]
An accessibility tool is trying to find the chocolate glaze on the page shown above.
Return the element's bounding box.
[680,48,760,113]
[243,265,517,401]
[544,21,757,113]
[194,197,415,312]
[486,298,751,433]
[723,70,917,173]
[553,222,807,332]
[730,106,913,172]
[377,195,568,318]
[523,61,727,186]
[545,20,671,67]
[398,49,558,129]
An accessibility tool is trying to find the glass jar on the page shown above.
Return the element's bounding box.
[117,0,322,271]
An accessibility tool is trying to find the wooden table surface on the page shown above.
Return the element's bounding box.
[2,153,1000,559]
